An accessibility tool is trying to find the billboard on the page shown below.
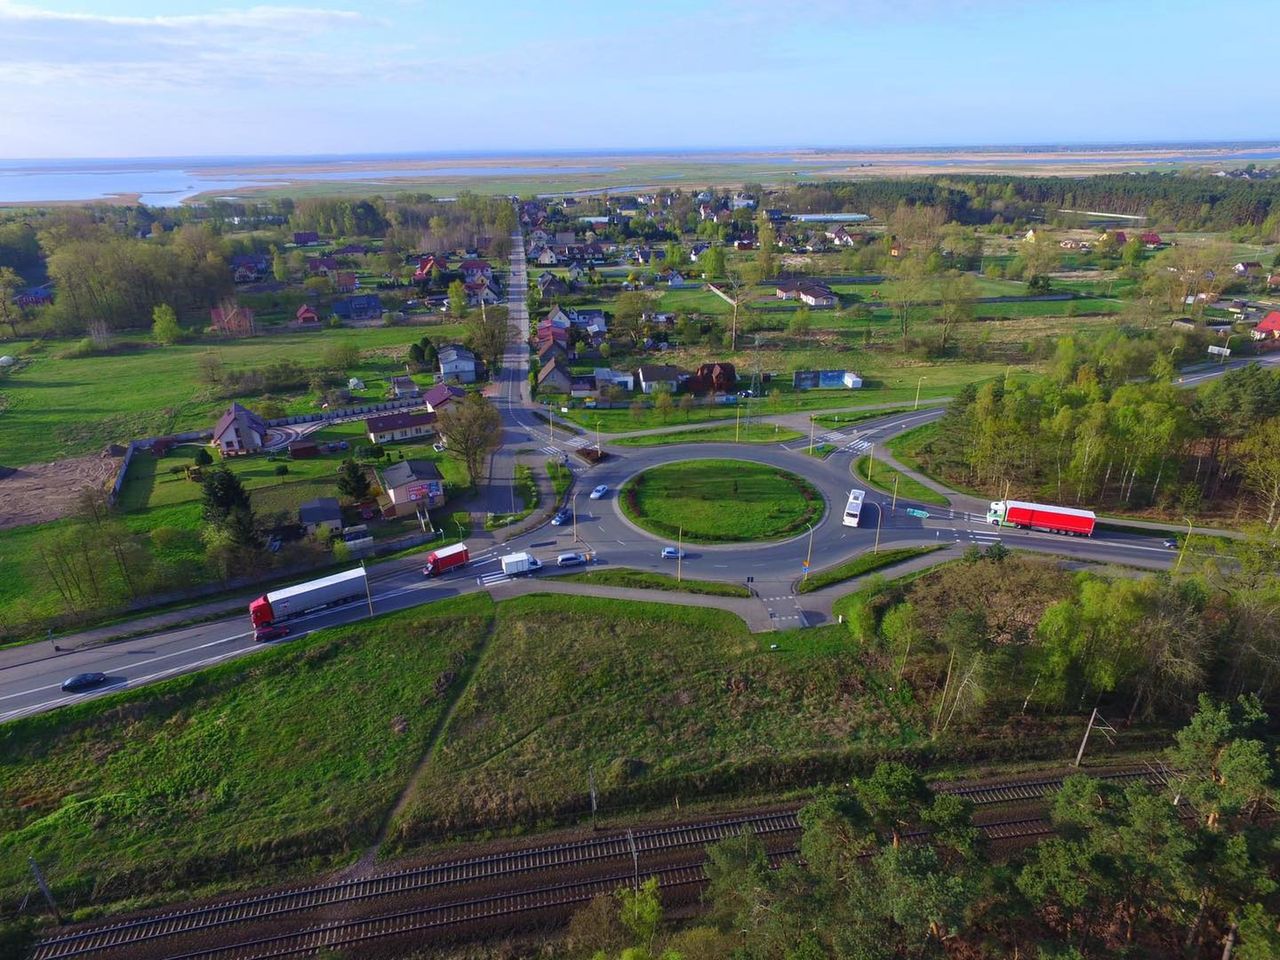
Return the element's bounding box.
[793,370,860,390]
[407,480,444,503]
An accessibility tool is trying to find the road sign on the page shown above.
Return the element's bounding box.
[905,508,930,519]
[801,561,810,570]
[1207,345,1231,357]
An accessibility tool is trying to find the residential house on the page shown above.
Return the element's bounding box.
[698,202,716,221]
[570,375,597,399]
[593,368,634,392]
[643,311,675,326]
[390,375,421,399]
[566,262,586,283]
[536,320,570,349]
[1100,230,1128,246]
[731,192,756,210]
[688,362,737,395]
[545,304,574,329]
[536,357,573,394]
[573,308,606,329]
[334,271,357,293]
[465,281,501,307]
[635,364,683,394]
[553,231,575,246]
[827,226,860,247]
[294,304,320,326]
[763,208,787,223]
[438,344,478,383]
[331,294,383,321]
[689,242,711,262]
[412,254,447,282]
[424,383,465,412]
[230,253,269,282]
[209,302,256,336]
[379,459,445,517]
[460,259,493,284]
[307,256,339,276]
[212,403,267,457]
[775,280,837,307]
[537,339,569,364]
[889,239,904,258]
[293,231,320,246]
[366,410,437,445]
[528,228,550,246]
[537,273,569,300]
[536,247,559,265]
[288,439,319,458]
[1252,311,1280,341]
[1267,273,1280,289]
[1234,261,1264,277]
[299,498,343,537]
[666,271,688,288]
[1140,233,1165,248]
[633,247,665,265]
[734,239,756,251]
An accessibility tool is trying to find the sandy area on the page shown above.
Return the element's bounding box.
[0,454,121,529]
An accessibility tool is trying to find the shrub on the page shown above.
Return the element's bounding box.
[274,464,289,476]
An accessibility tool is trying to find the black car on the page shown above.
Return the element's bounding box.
[254,624,291,642]
[61,671,108,692]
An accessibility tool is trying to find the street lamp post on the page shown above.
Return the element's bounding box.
[736,402,742,443]
[595,418,602,456]
[1174,517,1194,574]
[892,475,899,512]
[677,526,683,583]
[803,522,815,584]
[573,491,583,543]
[914,376,927,410]
[874,502,883,554]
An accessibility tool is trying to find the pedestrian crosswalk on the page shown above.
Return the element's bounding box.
[477,571,510,587]
[843,438,871,454]
[565,435,591,448]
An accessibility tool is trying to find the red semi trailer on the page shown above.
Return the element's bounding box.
[986,499,1096,536]
[422,542,469,577]
[249,567,367,628]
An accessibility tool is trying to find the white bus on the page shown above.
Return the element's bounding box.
[843,488,866,527]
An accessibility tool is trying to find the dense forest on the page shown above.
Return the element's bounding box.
[562,697,1278,959]
[911,342,1280,518]
[783,172,1280,236]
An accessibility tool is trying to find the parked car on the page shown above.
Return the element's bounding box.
[432,441,447,453]
[556,551,586,567]
[551,507,572,526]
[589,484,609,500]
[254,624,291,643]
[61,672,108,692]
[661,546,684,560]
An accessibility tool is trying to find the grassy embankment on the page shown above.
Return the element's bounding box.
[854,448,951,508]
[619,459,821,543]
[0,593,496,916]
[554,568,751,597]
[796,546,944,594]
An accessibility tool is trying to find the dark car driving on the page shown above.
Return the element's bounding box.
[61,672,108,692]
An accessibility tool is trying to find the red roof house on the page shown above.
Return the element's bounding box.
[1252,311,1280,341]
[295,304,319,325]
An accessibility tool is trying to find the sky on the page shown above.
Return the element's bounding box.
[0,0,1274,160]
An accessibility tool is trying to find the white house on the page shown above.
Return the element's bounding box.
[438,344,478,384]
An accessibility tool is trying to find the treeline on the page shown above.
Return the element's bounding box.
[783,171,1280,235]
[562,696,1279,959]
[850,550,1280,730]
[913,340,1280,515]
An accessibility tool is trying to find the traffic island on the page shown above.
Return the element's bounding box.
[619,458,822,543]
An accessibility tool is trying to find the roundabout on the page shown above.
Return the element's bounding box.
[617,458,823,543]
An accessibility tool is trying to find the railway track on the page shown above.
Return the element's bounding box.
[29,766,1166,960]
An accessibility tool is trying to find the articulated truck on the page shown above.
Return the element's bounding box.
[249,567,367,628]
[987,499,1096,536]
[422,542,469,577]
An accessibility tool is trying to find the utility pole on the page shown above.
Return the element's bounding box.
[677,526,683,582]
[1174,517,1194,575]
[914,376,927,410]
[804,522,815,583]
[28,856,63,924]
[1073,707,1117,767]
[361,561,374,618]
[808,417,815,454]
[892,475,899,512]
[874,503,883,554]
[626,828,640,892]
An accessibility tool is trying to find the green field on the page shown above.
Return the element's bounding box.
[0,594,495,914]
[854,453,950,507]
[385,594,908,845]
[619,459,822,543]
[611,422,803,446]
[555,568,751,597]
[810,406,917,429]
[796,545,944,594]
[0,326,465,467]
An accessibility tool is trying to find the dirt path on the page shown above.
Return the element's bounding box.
[349,616,501,873]
[0,453,121,529]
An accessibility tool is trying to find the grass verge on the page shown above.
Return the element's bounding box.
[796,545,944,594]
[809,406,918,429]
[484,465,536,530]
[555,568,751,597]
[612,423,804,446]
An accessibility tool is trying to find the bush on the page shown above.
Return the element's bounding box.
[194,448,213,466]
[274,464,289,476]
[356,444,385,460]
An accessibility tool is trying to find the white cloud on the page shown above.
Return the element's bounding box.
[0,2,368,31]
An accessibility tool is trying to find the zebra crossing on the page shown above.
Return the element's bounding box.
[477,570,511,587]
